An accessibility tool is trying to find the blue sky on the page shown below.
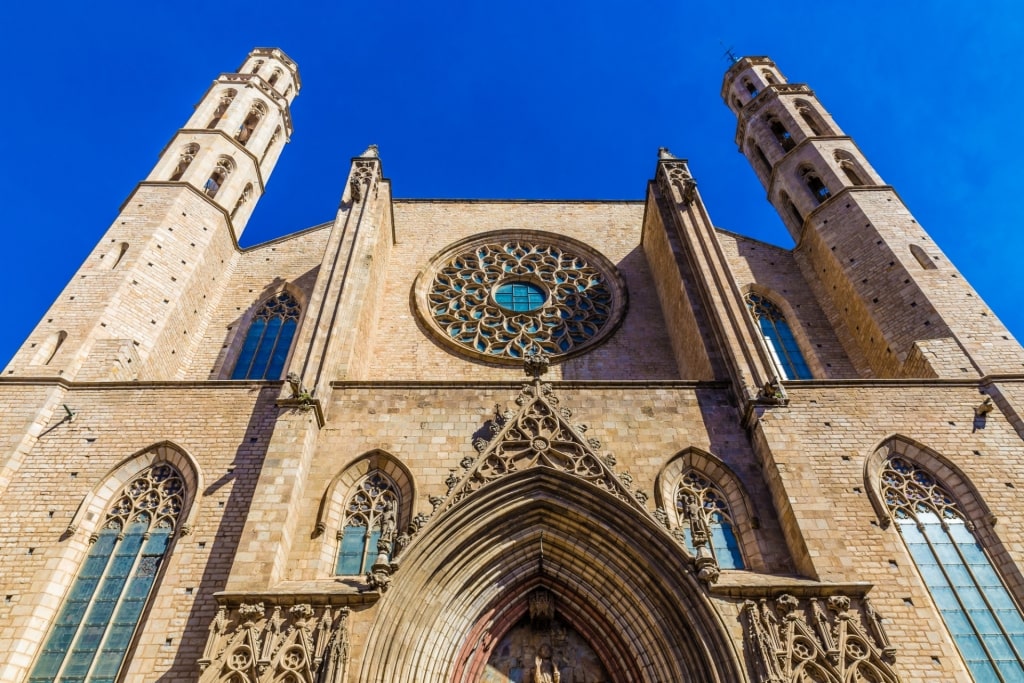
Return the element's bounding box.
[3,1,1023,368]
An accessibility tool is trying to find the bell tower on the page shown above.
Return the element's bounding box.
[724,56,1024,378]
[4,48,300,382]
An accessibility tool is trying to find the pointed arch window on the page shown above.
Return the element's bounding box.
[169,143,199,182]
[795,100,826,136]
[834,149,871,187]
[236,101,266,146]
[768,118,796,152]
[745,293,812,380]
[675,470,743,569]
[336,472,399,575]
[29,464,184,683]
[207,89,236,129]
[204,157,234,199]
[881,457,1024,681]
[800,165,831,203]
[231,292,300,380]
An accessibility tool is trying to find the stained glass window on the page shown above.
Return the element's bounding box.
[231,292,300,380]
[882,456,1024,681]
[29,464,184,683]
[494,281,546,312]
[336,473,398,575]
[675,470,744,570]
[745,293,812,380]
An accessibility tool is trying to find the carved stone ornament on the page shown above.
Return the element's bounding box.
[428,358,724,584]
[198,603,350,683]
[442,366,644,513]
[741,594,900,683]
[413,231,627,364]
[656,158,699,206]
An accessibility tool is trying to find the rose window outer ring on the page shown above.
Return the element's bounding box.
[413,230,628,364]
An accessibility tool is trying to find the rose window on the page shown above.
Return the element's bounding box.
[415,232,626,363]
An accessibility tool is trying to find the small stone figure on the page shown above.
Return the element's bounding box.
[378,500,396,552]
[533,644,561,683]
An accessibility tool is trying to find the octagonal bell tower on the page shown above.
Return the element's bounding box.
[5,48,300,382]
[724,56,1024,379]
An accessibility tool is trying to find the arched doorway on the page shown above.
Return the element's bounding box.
[358,468,744,682]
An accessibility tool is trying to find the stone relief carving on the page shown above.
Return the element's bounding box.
[481,589,610,683]
[656,155,698,206]
[742,594,899,683]
[444,351,646,513]
[198,602,350,683]
[432,352,722,583]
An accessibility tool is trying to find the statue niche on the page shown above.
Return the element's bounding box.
[479,589,609,683]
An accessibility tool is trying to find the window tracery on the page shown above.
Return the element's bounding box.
[204,157,234,199]
[170,143,199,182]
[231,292,300,380]
[236,101,266,146]
[336,472,399,575]
[745,293,812,380]
[29,464,185,683]
[418,236,625,363]
[881,456,1024,681]
[207,89,236,129]
[675,470,744,569]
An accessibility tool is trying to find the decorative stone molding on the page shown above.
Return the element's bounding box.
[443,354,645,513]
[432,353,721,583]
[656,154,699,208]
[198,602,350,682]
[741,594,899,683]
[413,231,627,364]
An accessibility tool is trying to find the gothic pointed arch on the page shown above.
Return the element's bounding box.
[65,441,203,538]
[358,468,745,683]
[28,445,195,682]
[313,450,415,574]
[865,435,1024,679]
[743,287,816,380]
[655,447,763,571]
[863,435,995,532]
[225,284,307,380]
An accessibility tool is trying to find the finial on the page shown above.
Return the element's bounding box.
[524,345,550,379]
[359,144,379,158]
[658,147,677,160]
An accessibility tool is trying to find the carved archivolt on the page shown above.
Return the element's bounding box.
[413,231,626,364]
[198,602,349,683]
[742,594,899,683]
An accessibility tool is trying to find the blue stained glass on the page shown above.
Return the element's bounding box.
[29,467,183,683]
[755,311,812,379]
[231,293,301,380]
[890,463,1024,679]
[494,282,546,312]
[336,525,367,575]
[711,523,743,569]
[966,658,1000,683]
[249,316,282,379]
[231,318,266,379]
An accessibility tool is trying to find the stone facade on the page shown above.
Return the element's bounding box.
[0,49,1021,682]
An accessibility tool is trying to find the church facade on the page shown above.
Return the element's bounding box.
[0,47,1023,682]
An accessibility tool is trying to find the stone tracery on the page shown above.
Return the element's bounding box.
[417,234,625,363]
